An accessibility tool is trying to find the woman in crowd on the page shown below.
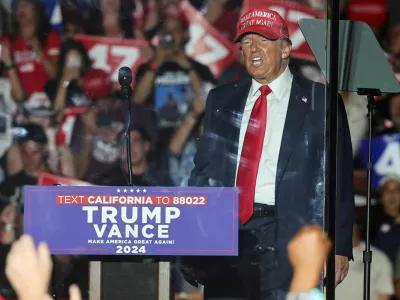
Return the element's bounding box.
[44,38,92,120]
[0,0,60,102]
[85,0,136,39]
[369,175,400,264]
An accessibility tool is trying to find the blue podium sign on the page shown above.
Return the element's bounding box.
[24,186,238,256]
[359,133,400,189]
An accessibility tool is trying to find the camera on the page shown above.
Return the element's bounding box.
[0,113,27,140]
[159,33,174,47]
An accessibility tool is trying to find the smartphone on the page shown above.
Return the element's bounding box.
[159,33,174,48]
[66,54,82,68]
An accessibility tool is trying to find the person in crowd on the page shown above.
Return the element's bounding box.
[369,175,400,265]
[185,7,354,299]
[132,0,158,40]
[44,39,92,127]
[141,0,181,39]
[44,38,92,121]
[167,95,205,186]
[60,1,86,40]
[85,0,137,39]
[67,69,124,181]
[94,124,173,187]
[336,215,395,300]
[5,92,76,179]
[0,122,48,207]
[0,0,60,102]
[132,11,215,153]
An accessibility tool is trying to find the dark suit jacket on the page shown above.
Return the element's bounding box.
[187,74,355,289]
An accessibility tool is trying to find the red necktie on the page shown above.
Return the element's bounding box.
[237,85,272,224]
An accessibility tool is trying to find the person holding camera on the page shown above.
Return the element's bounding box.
[132,12,215,154]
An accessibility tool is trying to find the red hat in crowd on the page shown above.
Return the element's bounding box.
[235,8,290,43]
[347,0,387,28]
[81,69,111,100]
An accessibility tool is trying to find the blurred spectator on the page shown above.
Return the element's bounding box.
[94,124,173,186]
[68,70,125,181]
[133,13,215,153]
[44,38,92,120]
[336,215,394,300]
[0,122,48,207]
[167,96,204,186]
[60,1,86,39]
[143,0,182,39]
[20,92,76,178]
[0,0,60,102]
[132,0,159,40]
[367,175,400,264]
[85,0,138,39]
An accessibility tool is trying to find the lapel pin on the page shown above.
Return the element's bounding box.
[302,97,307,103]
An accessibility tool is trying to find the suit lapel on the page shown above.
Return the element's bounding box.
[221,77,252,186]
[275,76,310,191]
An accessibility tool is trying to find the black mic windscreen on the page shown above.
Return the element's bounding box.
[118,66,133,86]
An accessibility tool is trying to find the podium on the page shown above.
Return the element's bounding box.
[24,186,238,300]
[89,260,170,300]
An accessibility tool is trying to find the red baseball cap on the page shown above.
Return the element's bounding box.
[81,69,111,100]
[347,0,387,28]
[235,8,290,43]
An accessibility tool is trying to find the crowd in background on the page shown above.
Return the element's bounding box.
[0,0,400,299]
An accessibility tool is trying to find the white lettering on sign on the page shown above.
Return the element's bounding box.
[82,206,181,239]
[89,44,111,72]
[268,5,314,50]
[375,142,400,177]
[60,115,76,145]
[186,23,228,66]
[88,44,140,82]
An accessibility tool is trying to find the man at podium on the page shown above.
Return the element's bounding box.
[187,7,355,300]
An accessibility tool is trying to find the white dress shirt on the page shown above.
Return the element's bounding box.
[235,66,293,205]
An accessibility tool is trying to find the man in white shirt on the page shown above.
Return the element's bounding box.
[187,7,355,300]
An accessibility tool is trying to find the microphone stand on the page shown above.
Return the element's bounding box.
[357,88,381,300]
[120,83,133,186]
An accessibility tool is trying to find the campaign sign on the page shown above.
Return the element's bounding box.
[37,171,93,186]
[180,1,236,77]
[358,133,400,189]
[24,186,238,256]
[73,34,149,86]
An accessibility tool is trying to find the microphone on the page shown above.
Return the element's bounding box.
[118,66,133,99]
[118,66,133,186]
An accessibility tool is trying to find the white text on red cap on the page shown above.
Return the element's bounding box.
[240,10,277,23]
[240,19,275,31]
